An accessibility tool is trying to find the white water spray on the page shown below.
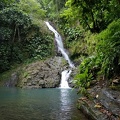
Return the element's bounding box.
[60,70,72,88]
[45,21,75,88]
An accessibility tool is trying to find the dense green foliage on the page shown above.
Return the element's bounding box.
[0,0,120,94]
[96,19,120,78]
[0,0,53,73]
[74,19,120,94]
[55,0,120,94]
[61,0,120,33]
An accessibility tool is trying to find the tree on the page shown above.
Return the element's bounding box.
[61,0,120,33]
[0,0,54,73]
[0,0,16,10]
[17,0,46,24]
[37,0,66,21]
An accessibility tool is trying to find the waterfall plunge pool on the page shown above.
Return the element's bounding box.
[0,87,88,120]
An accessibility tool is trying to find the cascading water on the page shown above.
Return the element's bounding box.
[60,70,72,88]
[45,21,75,88]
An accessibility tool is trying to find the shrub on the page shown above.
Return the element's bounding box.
[96,19,120,78]
[26,34,53,60]
[74,19,120,94]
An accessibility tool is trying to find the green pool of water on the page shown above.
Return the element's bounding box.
[0,87,88,120]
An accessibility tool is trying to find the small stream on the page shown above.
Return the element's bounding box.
[0,87,88,120]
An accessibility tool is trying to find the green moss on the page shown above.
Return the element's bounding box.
[0,69,16,86]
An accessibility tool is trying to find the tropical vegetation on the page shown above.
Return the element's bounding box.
[0,0,120,94]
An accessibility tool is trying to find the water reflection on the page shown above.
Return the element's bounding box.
[60,88,71,111]
[58,88,72,120]
[0,87,88,120]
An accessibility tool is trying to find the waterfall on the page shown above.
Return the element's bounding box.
[60,70,72,88]
[45,21,74,88]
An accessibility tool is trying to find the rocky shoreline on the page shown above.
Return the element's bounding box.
[77,86,120,120]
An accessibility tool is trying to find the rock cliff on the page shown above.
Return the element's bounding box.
[17,56,68,88]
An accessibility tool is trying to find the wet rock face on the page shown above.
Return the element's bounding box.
[5,72,19,87]
[97,88,120,117]
[68,67,78,88]
[77,87,120,120]
[18,57,67,88]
